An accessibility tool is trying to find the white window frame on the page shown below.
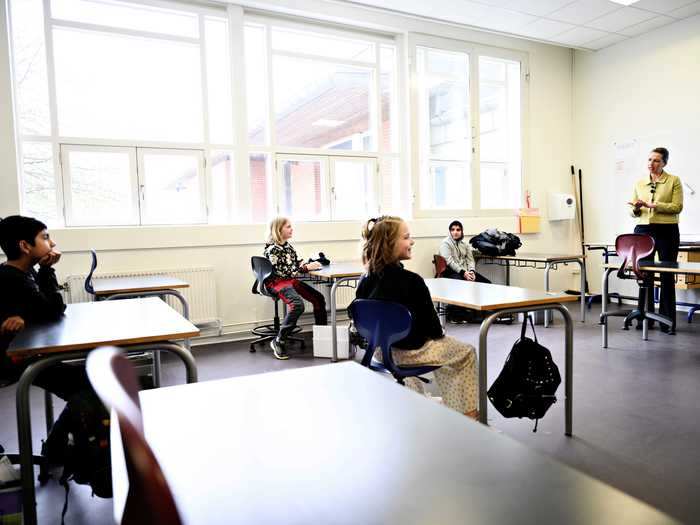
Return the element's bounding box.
[137,147,208,226]
[245,14,398,222]
[275,153,331,221]
[60,143,140,227]
[409,33,528,219]
[329,156,379,221]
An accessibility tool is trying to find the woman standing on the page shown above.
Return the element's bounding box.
[628,147,684,333]
[354,216,479,419]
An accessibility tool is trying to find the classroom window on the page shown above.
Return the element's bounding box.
[413,39,525,216]
[245,18,395,222]
[9,0,231,227]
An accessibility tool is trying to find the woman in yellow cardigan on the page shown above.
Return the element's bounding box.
[628,147,684,333]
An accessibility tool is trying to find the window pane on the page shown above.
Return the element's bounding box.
[50,0,199,38]
[271,27,374,62]
[21,142,58,224]
[479,56,521,209]
[421,161,471,210]
[9,0,51,135]
[332,159,376,220]
[209,151,234,223]
[250,153,271,223]
[273,56,375,151]
[205,17,233,144]
[380,46,398,153]
[53,27,203,142]
[245,25,268,145]
[417,47,470,160]
[278,158,328,221]
[64,148,138,226]
[380,157,401,215]
[140,151,206,225]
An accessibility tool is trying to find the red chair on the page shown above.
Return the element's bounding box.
[600,234,673,332]
[86,347,183,525]
[433,254,447,278]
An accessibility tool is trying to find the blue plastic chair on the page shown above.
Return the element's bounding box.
[349,299,440,385]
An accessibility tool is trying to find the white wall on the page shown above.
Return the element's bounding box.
[0,0,577,340]
[573,15,700,301]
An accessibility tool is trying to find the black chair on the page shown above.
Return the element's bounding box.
[249,256,305,353]
[349,299,440,385]
[84,249,98,296]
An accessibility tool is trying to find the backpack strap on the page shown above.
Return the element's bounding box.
[520,314,538,343]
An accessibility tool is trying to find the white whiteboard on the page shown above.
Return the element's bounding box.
[613,129,699,236]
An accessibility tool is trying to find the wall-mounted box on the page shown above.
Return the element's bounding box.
[518,208,540,234]
[548,193,576,221]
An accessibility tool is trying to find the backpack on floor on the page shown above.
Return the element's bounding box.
[42,391,112,523]
[487,314,561,432]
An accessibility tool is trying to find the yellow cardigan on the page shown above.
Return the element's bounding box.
[630,171,683,224]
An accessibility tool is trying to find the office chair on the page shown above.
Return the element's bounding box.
[599,233,673,333]
[249,256,305,353]
[84,249,98,296]
[349,299,440,385]
[86,347,182,525]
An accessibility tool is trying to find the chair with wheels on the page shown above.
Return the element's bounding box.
[249,256,305,353]
[348,299,440,385]
[599,233,673,333]
[86,346,182,525]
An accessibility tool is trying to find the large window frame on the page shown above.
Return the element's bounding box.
[243,14,399,222]
[10,0,234,227]
[409,34,528,219]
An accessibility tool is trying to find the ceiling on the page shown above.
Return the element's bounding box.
[344,0,700,50]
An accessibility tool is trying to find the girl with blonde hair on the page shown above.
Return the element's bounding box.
[355,216,479,419]
[263,217,327,360]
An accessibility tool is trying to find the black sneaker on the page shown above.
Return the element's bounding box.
[270,338,289,360]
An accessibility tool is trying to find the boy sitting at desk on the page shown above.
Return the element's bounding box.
[0,215,89,399]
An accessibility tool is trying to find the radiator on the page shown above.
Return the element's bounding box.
[64,267,220,326]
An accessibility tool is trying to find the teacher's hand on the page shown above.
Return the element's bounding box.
[642,200,657,209]
[627,199,644,209]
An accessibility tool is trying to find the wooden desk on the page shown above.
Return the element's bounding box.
[600,262,700,347]
[425,278,578,433]
[7,298,199,525]
[475,253,586,326]
[121,363,676,525]
[308,262,365,362]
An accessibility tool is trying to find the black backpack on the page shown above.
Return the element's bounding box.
[43,391,112,523]
[487,315,561,432]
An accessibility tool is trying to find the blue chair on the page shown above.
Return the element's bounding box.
[84,249,98,295]
[349,299,440,385]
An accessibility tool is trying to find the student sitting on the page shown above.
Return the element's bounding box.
[355,216,479,419]
[264,217,327,360]
[439,220,491,323]
[0,215,91,398]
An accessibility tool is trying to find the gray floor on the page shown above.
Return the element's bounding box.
[2,303,699,524]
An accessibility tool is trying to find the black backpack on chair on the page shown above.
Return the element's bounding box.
[487,314,561,432]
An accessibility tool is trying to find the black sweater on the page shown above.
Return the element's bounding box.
[355,263,443,349]
[0,264,66,378]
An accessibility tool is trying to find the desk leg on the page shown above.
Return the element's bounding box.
[16,343,197,525]
[579,259,586,323]
[544,263,552,327]
[601,267,614,348]
[478,303,573,436]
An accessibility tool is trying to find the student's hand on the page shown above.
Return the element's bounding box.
[306,261,323,271]
[38,249,62,267]
[466,271,476,281]
[1,316,25,334]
